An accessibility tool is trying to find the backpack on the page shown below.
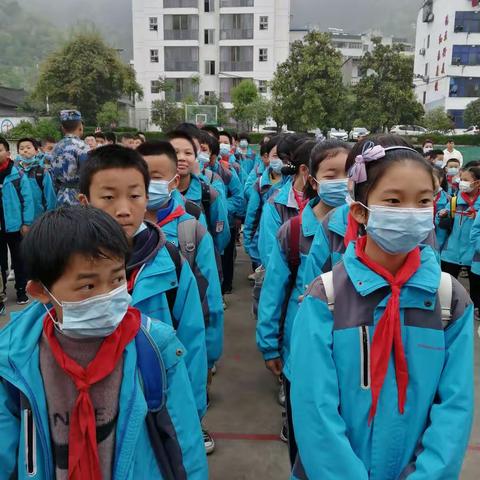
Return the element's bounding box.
[198,177,212,227]
[4,315,185,480]
[320,270,453,326]
[177,218,199,269]
[164,242,183,330]
[184,199,202,221]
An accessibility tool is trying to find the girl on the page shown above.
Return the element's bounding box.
[256,140,350,461]
[432,166,450,251]
[443,158,461,196]
[258,134,309,267]
[441,166,480,314]
[290,137,474,479]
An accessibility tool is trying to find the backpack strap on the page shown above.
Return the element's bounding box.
[164,242,182,330]
[288,215,302,275]
[320,271,335,312]
[450,195,457,218]
[177,218,198,269]
[438,272,453,327]
[184,199,202,221]
[135,315,166,412]
[199,179,211,226]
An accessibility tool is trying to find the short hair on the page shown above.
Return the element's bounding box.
[17,137,38,151]
[22,205,130,289]
[105,132,117,143]
[218,131,232,144]
[198,130,214,151]
[121,133,134,141]
[201,125,220,139]
[83,135,95,140]
[167,130,198,156]
[177,122,201,139]
[210,136,220,157]
[41,136,56,146]
[134,134,145,143]
[79,144,150,196]
[94,132,106,141]
[62,120,82,133]
[136,141,178,166]
[427,149,444,159]
[445,158,460,166]
[239,132,251,143]
[0,137,9,151]
[261,135,280,157]
[422,139,433,147]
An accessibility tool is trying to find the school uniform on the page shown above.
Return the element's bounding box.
[290,241,474,480]
[127,221,208,419]
[244,162,265,202]
[470,212,480,278]
[236,148,256,181]
[433,189,450,252]
[156,194,224,370]
[0,302,208,479]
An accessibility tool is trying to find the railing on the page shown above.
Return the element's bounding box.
[220,29,253,40]
[164,29,199,40]
[220,0,254,7]
[165,61,199,71]
[220,61,253,71]
[166,90,199,101]
[164,0,198,7]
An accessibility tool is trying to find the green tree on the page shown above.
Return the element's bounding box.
[5,118,61,140]
[96,101,125,129]
[354,39,424,132]
[246,96,272,131]
[151,100,183,132]
[271,31,346,132]
[463,98,480,127]
[422,107,454,133]
[31,31,142,123]
[231,80,259,130]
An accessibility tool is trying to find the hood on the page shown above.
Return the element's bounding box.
[127,221,165,273]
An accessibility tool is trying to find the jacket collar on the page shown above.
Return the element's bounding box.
[302,199,321,237]
[273,177,295,207]
[184,174,201,203]
[326,203,349,236]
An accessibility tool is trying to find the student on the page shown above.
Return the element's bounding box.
[84,135,97,150]
[426,149,444,168]
[168,130,231,255]
[433,166,450,252]
[258,134,308,267]
[105,131,117,144]
[94,131,107,146]
[470,204,480,320]
[290,139,474,479]
[236,133,257,179]
[440,166,480,313]
[444,158,461,196]
[444,139,463,166]
[16,137,57,220]
[218,130,242,179]
[39,136,56,155]
[79,145,208,420]
[0,205,207,479]
[138,140,223,454]
[197,131,227,198]
[244,138,270,202]
[133,134,144,149]
[0,136,34,305]
[120,133,135,149]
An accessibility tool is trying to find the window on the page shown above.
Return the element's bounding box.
[436,65,439,77]
[149,17,158,31]
[164,47,199,71]
[259,48,268,62]
[204,90,215,99]
[164,15,199,40]
[220,46,253,71]
[259,16,268,30]
[427,35,430,49]
[220,77,245,101]
[258,80,267,93]
[444,31,447,41]
[204,29,215,44]
[205,60,215,75]
[220,14,254,39]
[151,80,161,94]
[449,76,480,97]
[220,0,254,6]
[164,0,198,7]
[150,49,159,63]
[447,109,465,129]
[424,63,428,77]
[422,0,434,23]
[422,91,426,105]
[442,63,445,74]
[165,78,199,102]
[439,34,442,44]
[452,45,480,66]
[455,11,480,33]
[204,0,214,12]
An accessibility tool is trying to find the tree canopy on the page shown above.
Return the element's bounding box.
[463,98,480,128]
[422,107,454,133]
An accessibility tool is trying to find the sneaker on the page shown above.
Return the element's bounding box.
[16,292,29,305]
[7,270,15,282]
[280,414,288,443]
[223,287,233,295]
[278,382,286,407]
[0,303,5,316]
[203,429,215,454]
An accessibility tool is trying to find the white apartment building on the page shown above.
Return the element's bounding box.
[290,28,414,86]
[132,0,291,130]
[414,0,480,128]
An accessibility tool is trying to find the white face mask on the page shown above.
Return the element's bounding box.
[44,284,131,339]
[458,180,474,193]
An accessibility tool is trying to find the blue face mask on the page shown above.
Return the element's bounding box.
[197,151,210,170]
[148,177,175,210]
[364,205,434,255]
[44,284,131,339]
[433,160,444,168]
[316,178,348,207]
[239,140,248,149]
[219,143,231,156]
[269,158,284,174]
[447,167,459,176]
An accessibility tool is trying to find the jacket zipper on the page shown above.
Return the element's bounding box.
[23,408,37,476]
[359,325,371,389]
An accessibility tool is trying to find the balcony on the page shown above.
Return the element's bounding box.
[220,61,253,72]
[165,61,199,71]
[164,29,199,40]
[220,0,254,6]
[164,0,198,7]
[220,29,253,40]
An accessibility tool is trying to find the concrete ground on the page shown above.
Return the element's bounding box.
[0,251,479,478]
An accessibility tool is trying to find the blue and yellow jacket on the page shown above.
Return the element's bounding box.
[470,211,480,275]
[290,243,474,480]
[156,195,224,370]
[0,302,208,479]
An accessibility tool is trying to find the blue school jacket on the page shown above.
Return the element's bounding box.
[258,178,299,267]
[1,164,35,232]
[184,174,231,254]
[290,243,474,480]
[0,302,208,480]
[130,236,208,419]
[244,162,265,202]
[237,148,256,181]
[441,193,480,267]
[199,168,226,199]
[243,168,286,264]
[159,196,224,369]
[471,212,480,275]
[434,190,450,252]
[256,200,319,379]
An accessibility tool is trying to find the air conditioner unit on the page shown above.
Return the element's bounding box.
[419,48,426,56]
[454,25,464,33]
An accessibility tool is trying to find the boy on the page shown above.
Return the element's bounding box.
[0,136,34,305]
[79,145,208,419]
[16,137,57,220]
[105,131,117,144]
[39,136,56,155]
[168,130,231,255]
[120,133,135,149]
[84,135,97,150]
[0,205,207,478]
[95,132,107,147]
[138,140,224,454]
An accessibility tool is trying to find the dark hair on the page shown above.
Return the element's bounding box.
[218,131,233,144]
[280,135,311,175]
[22,205,130,289]
[83,134,95,140]
[177,122,201,140]
[105,132,117,143]
[422,139,433,147]
[95,132,106,141]
[427,149,444,160]
[79,144,150,196]
[277,134,306,165]
[134,134,145,142]
[137,141,177,167]
[121,133,134,141]
[198,130,215,153]
[167,130,198,157]
[62,120,82,133]
[261,135,280,157]
[466,166,480,181]
[346,135,434,204]
[201,125,220,139]
[41,136,56,146]
[17,137,38,151]
[239,132,251,143]
[0,137,9,152]
[433,165,445,183]
[210,136,220,157]
[466,160,480,167]
[445,158,460,167]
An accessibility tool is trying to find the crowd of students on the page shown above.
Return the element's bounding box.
[0,109,477,479]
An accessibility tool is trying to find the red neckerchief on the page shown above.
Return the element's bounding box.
[459,191,479,218]
[127,267,140,293]
[293,188,308,213]
[0,159,11,172]
[157,205,186,228]
[344,211,360,247]
[355,236,420,424]
[43,306,141,480]
[220,155,231,170]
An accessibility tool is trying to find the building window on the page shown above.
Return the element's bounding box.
[151,80,161,94]
[204,29,215,44]
[220,0,254,6]
[258,80,267,93]
[164,15,199,40]
[165,78,199,102]
[149,17,158,31]
[220,46,253,71]
[204,90,215,99]
[220,14,254,40]
[427,35,430,49]
[164,0,198,7]
[259,16,268,30]
[436,65,439,77]
[435,81,439,91]
[259,48,268,62]
[424,63,428,77]
[442,63,445,74]
[449,76,480,97]
[422,91,426,105]
[443,47,447,57]
[452,45,480,66]
[448,109,465,129]
[205,60,216,75]
[438,34,442,44]
[150,49,159,63]
[455,11,480,33]
[437,51,441,61]
[204,0,214,12]
[444,31,447,41]
[164,46,199,71]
